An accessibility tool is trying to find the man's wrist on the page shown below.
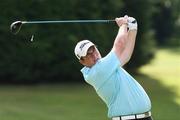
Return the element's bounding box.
[122,23,128,26]
[121,22,128,28]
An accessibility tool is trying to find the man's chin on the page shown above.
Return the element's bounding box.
[94,58,100,63]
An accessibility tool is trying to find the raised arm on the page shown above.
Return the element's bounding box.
[120,17,138,66]
[112,16,129,65]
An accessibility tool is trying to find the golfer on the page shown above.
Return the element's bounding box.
[74,15,153,120]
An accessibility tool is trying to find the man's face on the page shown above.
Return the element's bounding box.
[79,46,101,67]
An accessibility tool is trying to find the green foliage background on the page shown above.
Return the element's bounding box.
[0,0,179,83]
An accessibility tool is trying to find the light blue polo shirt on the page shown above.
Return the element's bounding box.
[81,51,151,118]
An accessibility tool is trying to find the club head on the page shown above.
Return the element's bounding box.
[10,21,23,35]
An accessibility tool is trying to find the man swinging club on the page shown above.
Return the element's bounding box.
[74,15,153,120]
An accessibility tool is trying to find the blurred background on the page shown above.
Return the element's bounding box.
[0,0,179,119]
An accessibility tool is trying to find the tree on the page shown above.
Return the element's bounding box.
[0,0,156,83]
[152,0,180,46]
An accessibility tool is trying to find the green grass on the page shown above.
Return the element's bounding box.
[138,47,180,120]
[140,47,180,105]
[0,47,179,120]
[0,85,107,120]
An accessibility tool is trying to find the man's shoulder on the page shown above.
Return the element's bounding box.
[101,50,121,65]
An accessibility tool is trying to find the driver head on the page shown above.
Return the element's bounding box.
[10,21,23,35]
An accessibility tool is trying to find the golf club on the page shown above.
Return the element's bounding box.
[10,20,115,35]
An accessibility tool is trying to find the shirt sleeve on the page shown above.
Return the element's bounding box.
[97,50,121,79]
[81,50,121,91]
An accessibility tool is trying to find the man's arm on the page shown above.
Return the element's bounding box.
[112,16,128,64]
[112,16,138,66]
[119,17,138,66]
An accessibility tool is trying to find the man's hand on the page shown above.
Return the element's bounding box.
[127,17,138,30]
[115,15,128,27]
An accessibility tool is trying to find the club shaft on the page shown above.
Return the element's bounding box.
[22,20,115,24]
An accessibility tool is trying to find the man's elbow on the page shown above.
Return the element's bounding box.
[115,39,125,50]
[114,34,127,50]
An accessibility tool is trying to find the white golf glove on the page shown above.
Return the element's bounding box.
[128,17,137,30]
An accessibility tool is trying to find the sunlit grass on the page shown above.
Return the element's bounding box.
[139,47,180,105]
